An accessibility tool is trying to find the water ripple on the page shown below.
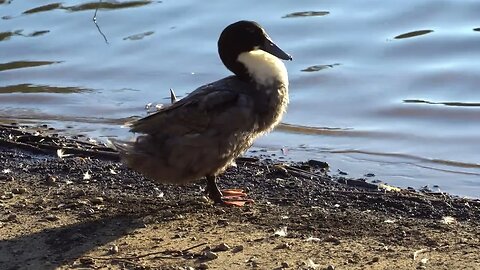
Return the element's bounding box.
[301,63,340,72]
[404,99,480,107]
[277,123,411,139]
[332,149,480,170]
[64,0,153,12]
[123,31,155,41]
[19,0,153,16]
[394,29,434,39]
[0,30,50,42]
[282,11,329,18]
[0,30,21,41]
[23,3,62,14]
[0,61,61,72]
[0,84,91,94]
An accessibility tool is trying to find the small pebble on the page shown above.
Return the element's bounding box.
[6,214,17,222]
[77,199,89,206]
[45,175,57,186]
[1,192,14,200]
[217,218,229,226]
[212,243,230,252]
[199,196,210,203]
[73,189,86,197]
[0,174,13,181]
[198,263,209,269]
[307,159,329,169]
[11,188,27,194]
[232,245,244,253]
[272,165,289,176]
[89,197,104,205]
[281,261,290,268]
[79,257,95,265]
[371,257,380,263]
[45,215,59,221]
[274,242,292,250]
[109,244,119,254]
[326,265,335,270]
[82,208,95,216]
[324,236,340,245]
[204,251,218,260]
[215,209,226,215]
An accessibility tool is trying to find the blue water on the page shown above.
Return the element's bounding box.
[1,0,480,197]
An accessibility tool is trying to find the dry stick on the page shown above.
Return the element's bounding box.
[181,241,208,253]
[92,0,109,44]
[0,138,50,155]
[0,137,120,161]
[283,164,332,182]
[87,242,207,261]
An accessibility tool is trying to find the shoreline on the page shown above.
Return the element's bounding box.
[1,123,479,269]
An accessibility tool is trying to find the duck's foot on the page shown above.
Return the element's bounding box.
[206,175,254,207]
[221,189,254,206]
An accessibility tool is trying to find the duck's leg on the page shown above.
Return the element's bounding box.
[206,175,223,204]
[205,175,253,206]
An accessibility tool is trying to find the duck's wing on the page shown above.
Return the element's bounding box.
[129,77,254,136]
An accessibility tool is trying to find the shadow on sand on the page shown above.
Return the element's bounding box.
[0,214,145,269]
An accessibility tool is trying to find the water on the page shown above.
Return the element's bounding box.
[1,0,479,197]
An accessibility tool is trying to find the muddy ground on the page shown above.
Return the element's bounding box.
[0,124,479,270]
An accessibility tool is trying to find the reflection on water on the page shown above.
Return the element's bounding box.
[0,110,128,125]
[0,84,91,94]
[1,0,480,197]
[301,63,340,72]
[0,30,19,41]
[64,1,152,12]
[394,30,434,39]
[330,149,480,170]
[404,99,480,107]
[23,3,63,14]
[0,30,49,41]
[282,11,329,18]
[123,31,155,41]
[0,61,60,72]
[21,1,152,14]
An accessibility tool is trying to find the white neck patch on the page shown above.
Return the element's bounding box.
[237,50,288,88]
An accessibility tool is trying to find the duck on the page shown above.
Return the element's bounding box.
[112,20,291,206]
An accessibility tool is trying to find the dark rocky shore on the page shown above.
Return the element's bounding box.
[1,123,479,270]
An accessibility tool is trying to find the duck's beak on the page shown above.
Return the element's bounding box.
[262,38,292,61]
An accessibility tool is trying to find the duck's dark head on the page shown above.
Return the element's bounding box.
[218,20,292,85]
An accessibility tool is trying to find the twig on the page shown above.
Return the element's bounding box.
[283,164,330,182]
[86,242,207,261]
[138,241,207,258]
[182,242,207,253]
[92,0,109,44]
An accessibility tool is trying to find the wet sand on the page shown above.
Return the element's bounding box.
[1,124,479,270]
